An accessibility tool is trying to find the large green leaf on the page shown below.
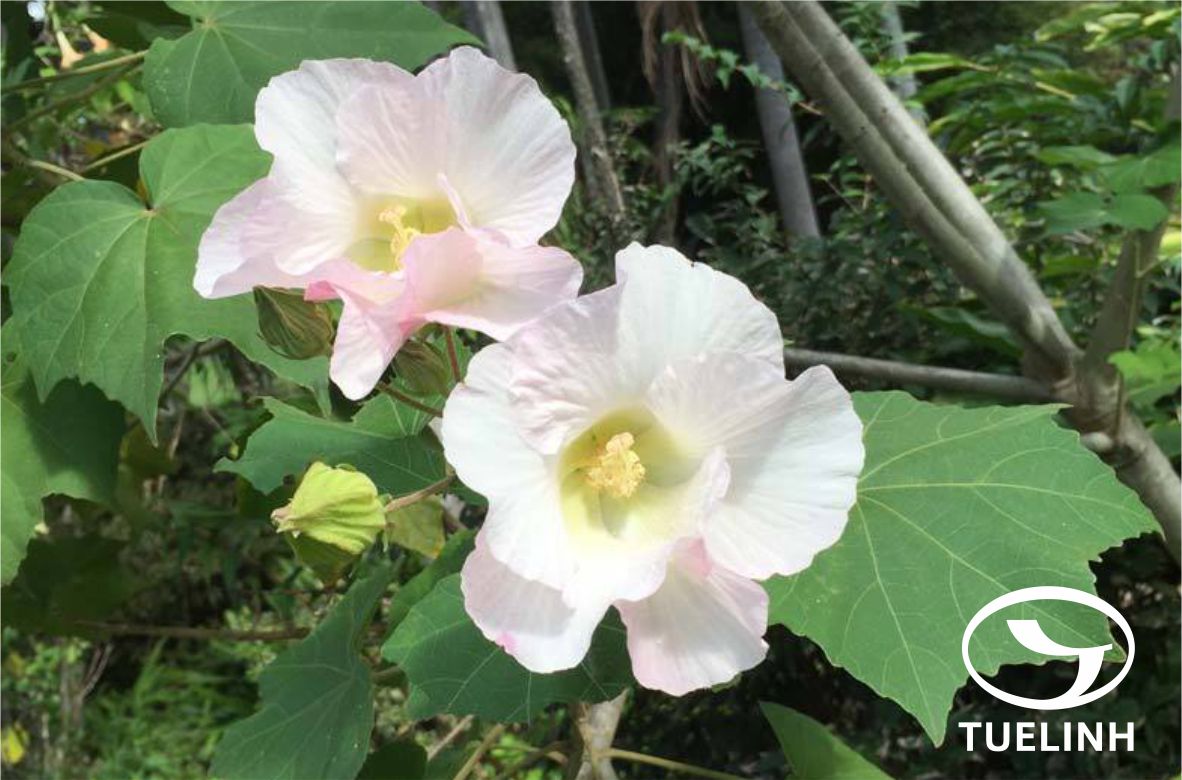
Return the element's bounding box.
[145,1,475,127]
[211,561,395,780]
[218,395,445,495]
[1099,143,1182,193]
[761,703,891,780]
[386,531,474,630]
[383,575,632,722]
[1,358,124,584]
[764,392,1155,744]
[6,124,328,439]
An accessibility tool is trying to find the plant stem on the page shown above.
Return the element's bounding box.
[1,50,146,93]
[385,471,455,514]
[81,138,150,173]
[25,159,84,182]
[5,63,140,134]
[75,621,308,642]
[378,382,443,417]
[443,328,463,383]
[452,724,506,780]
[605,749,746,780]
[428,715,474,760]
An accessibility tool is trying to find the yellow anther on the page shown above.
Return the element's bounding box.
[585,432,646,499]
[378,205,421,262]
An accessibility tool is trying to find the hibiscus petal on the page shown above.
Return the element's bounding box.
[194,178,309,298]
[441,344,576,589]
[419,46,575,244]
[615,243,784,375]
[462,538,607,673]
[617,541,768,696]
[507,286,627,453]
[321,267,414,399]
[507,244,786,453]
[334,80,446,200]
[647,356,863,580]
[254,59,407,273]
[560,447,731,611]
[403,229,582,340]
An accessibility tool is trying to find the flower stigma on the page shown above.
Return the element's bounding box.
[584,431,646,499]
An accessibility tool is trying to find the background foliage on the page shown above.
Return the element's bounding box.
[1,2,1178,779]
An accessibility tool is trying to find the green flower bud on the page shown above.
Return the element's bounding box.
[393,339,453,397]
[271,463,385,556]
[253,287,334,360]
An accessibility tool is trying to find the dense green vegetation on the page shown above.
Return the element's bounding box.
[1,2,1177,779]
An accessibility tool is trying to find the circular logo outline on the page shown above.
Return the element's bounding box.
[961,585,1135,710]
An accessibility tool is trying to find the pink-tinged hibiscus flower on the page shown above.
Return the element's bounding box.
[194,47,582,399]
[443,244,865,695]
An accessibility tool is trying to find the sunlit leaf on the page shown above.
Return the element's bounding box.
[761,703,892,780]
[145,1,475,126]
[211,561,395,780]
[383,575,632,722]
[764,392,1155,744]
[5,125,329,439]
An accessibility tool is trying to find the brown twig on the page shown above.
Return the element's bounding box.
[75,621,309,642]
[428,715,474,760]
[453,724,506,780]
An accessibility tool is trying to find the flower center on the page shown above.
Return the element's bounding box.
[584,432,646,499]
[378,205,422,261]
[348,197,455,273]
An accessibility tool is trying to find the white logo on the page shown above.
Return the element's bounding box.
[961,586,1134,710]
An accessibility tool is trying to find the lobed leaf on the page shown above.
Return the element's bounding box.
[211,561,395,780]
[217,395,445,496]
[764,392,1155,744]
[5,124,329,439]
[145,0,476,126]
[383,575,632,722]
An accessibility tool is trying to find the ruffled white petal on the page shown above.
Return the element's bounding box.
[404,229,582,340]
[194,178,309,298]
[507,245,785,453]
[334,79,445,200]
[418,47,575,244]
[254,59,409,274]
[462,538,607,673]
[507,286,628,453]
[617,542,768,695]
[441,344,576,589]
[648,360,863,581]
[615,244,784,375]
[315,263,412,400]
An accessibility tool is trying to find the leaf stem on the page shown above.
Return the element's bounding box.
[452,724,506,780]
[81,138,150,173]
[385,471,455,513]
[378,382,444,417]
[605,749,746,780]
[25,158,84,182]
[443,328,463,383]
[1,50,146,93]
